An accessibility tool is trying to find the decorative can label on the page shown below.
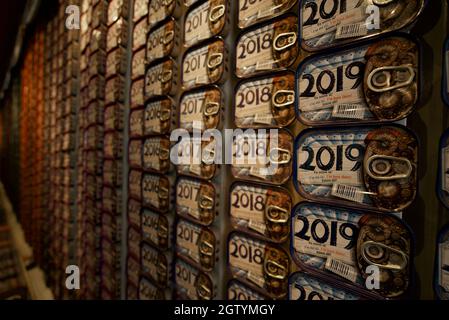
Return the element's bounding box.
[142,173,171,213]
[175,258,215,300]
[145,58,176,99]
[184,0,227,48]
[176,177,216,226]
[238,0,297,29]
[228,232,290,298]
[143,136,171,173]
[297,36,418,125]
[176,219,216,271]
[291,202,413,298]
[149,0,176,27]
[141,243,171,288]
[230,182,291,243]
[289,272,361,300]
[300,0,425,51]
[231,129,293,185]
[235,72,295,128]
[227,280,267,300]
[147,18,177,64]
[236,16,299,78]
[179,87,221,132]
[294,125,418,212]
[145,98,173,135]
[142,209,172,250]
[182,39,225,90]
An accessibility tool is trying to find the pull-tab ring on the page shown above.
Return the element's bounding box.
[209,5,225,23]
[361,240,408,271]
[272,90,295,108]
[367,65,415,93]
[365,155,412,181]
[273,32,297,51]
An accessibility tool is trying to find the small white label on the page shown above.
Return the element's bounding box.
[325,258,358,283]
[332,104,367,120]
[331,184,365,204]
[335,22,368,39]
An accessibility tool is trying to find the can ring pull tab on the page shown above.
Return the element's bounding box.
[161,30,174,45]
[272,90,295,108]
[159,187,169,200]
[157,221,168,238]
[203,101,220,117]
[269,148,291,165]
[273,32,297,52]
[209,5,225,23]
[159,109,171,121]
[199,238,214,256]
[159,148,170,161]
[361,241,408,271]
[207,53,223,70]
[372,0,396,5]
[365,155,412,181]
[265,205,288,224]
[264,257,287,280]
[367,65,415,93]
[196,280,212,300]
[199,195,214,210]
[159,70,173,84]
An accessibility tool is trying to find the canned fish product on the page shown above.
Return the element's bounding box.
[107,0,128,27]
[145,58,178,99]
[174,134,218,180]
[291,202,414,299]
[132,48,146,80]
[128,199,141,229]
[91,26,107,53]
[227,280,269,300]
[230,182,291,243]
[435,225,449,300]
[129,139,143,169]
[184,0,228,48]
[149,0,179,28]
[231,129,293,185]
[175,258,216,300]
[289,272,362,300]
[228,232,290,298]
[142,209,174,250]
[236,15,299,78]
[128,169,142,200]
[133,18,148,52]
[238,0,298,29]
[139,277,166,300]
[104,104,124,132]
[147,18,179,64]
[176,219,217,271]
[176,177,217,226]
[294,125,418,212]
[179,86,222,132]
[103,159,122,187]
[235,72,296,128]
[182,38,226,91]
[300,0,426,52]
[107,18,128,52]
[128,226,142,259]
[141,243,173,288]
[104,131,123,159]
[133,0,149,22]
[296,35,419,125]
[105,76,125,105]
[142,173,174,213]
[131,78,145,109]
[144,97,174,135]
[106,47,127,78]
[184,0,201,6]
[438,129,449,209]
[143,136,171,174]
[129,109,144,138]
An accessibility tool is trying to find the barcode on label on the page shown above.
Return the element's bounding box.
[332,104,366,120]
[325,258,358,283]
[331,184,364,203]
[335,23,368,39]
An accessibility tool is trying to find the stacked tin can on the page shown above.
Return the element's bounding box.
[97,0,129,300]
[170,0,232,300]
[288,0,426,300]
[76,0,107,299]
